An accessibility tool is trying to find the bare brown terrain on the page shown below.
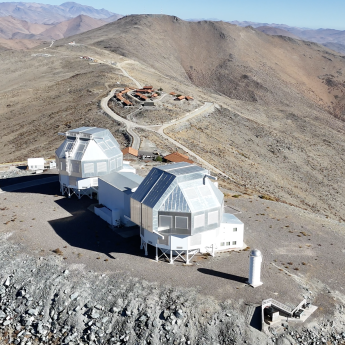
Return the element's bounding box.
[1,14,345,224]
[0,37,44,49]
[255,26,301,39]
[1,14,345,343]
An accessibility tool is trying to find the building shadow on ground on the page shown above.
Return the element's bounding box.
[1,177,149,260]
[197,268,247,283]
[49,194,147,260]
[0,173,59,196]
[250,306,262,331]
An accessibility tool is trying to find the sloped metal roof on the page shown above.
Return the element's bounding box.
[99,171,143,191]
[56,127,122,161]
[222,213,244,225]
[131,163,221,213]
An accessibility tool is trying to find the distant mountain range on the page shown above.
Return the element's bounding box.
[229,21,345,54]
[0,2,123,49]
[0,14,108,40]
[0,1,121,24]
[1,2,345,55]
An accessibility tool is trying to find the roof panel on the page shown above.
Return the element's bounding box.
[222,213,244,225]
[100,171,143,191]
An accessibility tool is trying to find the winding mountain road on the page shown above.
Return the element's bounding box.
[100,66,231,179]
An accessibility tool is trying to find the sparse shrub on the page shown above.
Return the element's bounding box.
[259,195,275,201]
[52,248,63,255]
[155,155,163,162]
[287,262,293,265]
[302,262,307,265]
[294,268,299,271]
[232,194,241,198]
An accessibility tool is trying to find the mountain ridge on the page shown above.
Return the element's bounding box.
[0,1,121,24]
[0,14,107,41]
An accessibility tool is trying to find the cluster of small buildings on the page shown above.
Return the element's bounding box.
[114,88,133,107]
[133,86,159,104]
[169,92,194,101]
[55,127,245,263]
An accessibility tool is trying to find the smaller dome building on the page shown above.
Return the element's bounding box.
[55,127,123,198]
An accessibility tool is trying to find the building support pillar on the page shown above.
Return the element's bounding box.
[155,245,158,262]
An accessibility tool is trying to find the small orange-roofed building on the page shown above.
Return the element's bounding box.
[122,147,139,158]
[164,152,193,164]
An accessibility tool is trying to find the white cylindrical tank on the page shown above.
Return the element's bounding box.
[248,249,263,287]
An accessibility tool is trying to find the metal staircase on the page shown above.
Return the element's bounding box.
[262,298,293,316]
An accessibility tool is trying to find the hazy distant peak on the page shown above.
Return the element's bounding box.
[0,1,121,24]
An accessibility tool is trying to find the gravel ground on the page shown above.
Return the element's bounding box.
[0,175,345,343]
[0,167,34,180]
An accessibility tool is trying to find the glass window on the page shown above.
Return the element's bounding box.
[159,215,172,230]
[233,228,238,232]
[220,242,225,246]
[232,241,237,245]
[226,242,231,246]
[175,216,188,229]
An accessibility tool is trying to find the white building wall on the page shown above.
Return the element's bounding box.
[218,222,244,250]
[98,179,136,226]
[28,158,44,170]
[170,235,188,250]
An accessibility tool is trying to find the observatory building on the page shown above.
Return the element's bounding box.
[55,127,125,198]
[130,163,244,264]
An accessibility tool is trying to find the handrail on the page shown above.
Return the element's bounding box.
[262,298,293,315]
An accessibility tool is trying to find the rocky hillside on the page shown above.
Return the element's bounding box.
[63,15,345,120]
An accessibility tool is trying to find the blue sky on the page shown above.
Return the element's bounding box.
[7,0,345,29]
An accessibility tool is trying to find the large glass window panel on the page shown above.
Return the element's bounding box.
[175,216,188,229]
[159,215,172,230]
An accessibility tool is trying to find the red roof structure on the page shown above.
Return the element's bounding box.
[122,147,139,157]
[164,152,193,164]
